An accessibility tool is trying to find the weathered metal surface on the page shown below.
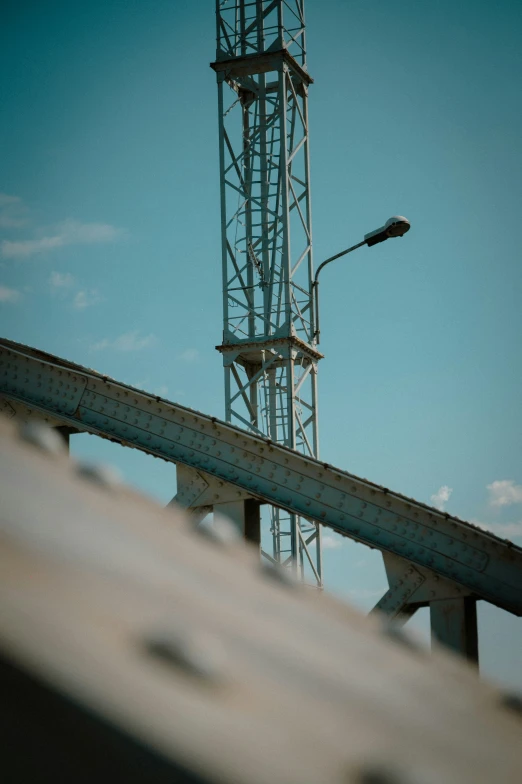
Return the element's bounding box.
[371,553,475,627]
[431,597,480,663]
[1,417,522,783]
[174,464,253,510]
[370,563,426,620]
[211,48,314,85]
[174,465,212,509]
[1,345,87,415]
[1,337,522,616]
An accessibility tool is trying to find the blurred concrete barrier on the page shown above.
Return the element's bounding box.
[1,417,521,783]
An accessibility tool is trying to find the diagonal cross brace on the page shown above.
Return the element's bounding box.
[370,564,426,621]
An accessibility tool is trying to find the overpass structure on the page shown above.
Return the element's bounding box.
[1,336,521,664]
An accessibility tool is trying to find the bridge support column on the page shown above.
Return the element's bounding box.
[430,597,479,665]
[55,426,75,452]
[214,499,261,549]
[173,465,260,548]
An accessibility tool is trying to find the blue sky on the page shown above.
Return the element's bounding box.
[1,0,521,687]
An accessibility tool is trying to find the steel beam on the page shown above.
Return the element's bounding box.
[430,598,479,664]
[369,562,425,622]
[1,338,522,617]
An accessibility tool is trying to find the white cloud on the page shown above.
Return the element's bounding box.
[487,480,522,508]
[57,219,123,244]
[322,533,344,550]
[430,485,453,511]
[72,289,101,310]
[2,235,64,258]
[473,520,522,540]
[50,271,75,289]
[91,330,157,352]
[179,348,200,363]
[0,194,19,207]
[0,285,21,303]
[0,193,27,228]
[1,218,124,259]
[50,271,101,309]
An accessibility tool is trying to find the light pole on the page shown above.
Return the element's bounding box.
[313,216,411,343]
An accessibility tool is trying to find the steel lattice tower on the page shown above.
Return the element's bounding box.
[212,0,322,584]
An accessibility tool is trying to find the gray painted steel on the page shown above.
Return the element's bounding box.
[1,337,521,617]
[212,0,321,581]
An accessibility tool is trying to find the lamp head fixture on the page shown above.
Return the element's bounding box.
[364,216,411,246]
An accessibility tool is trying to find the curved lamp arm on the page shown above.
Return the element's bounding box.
[312,216,410,344]
[312,241,366,344]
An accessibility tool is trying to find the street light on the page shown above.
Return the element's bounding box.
[313,216,411,343]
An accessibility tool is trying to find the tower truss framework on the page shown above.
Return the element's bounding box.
[212,0,322,583]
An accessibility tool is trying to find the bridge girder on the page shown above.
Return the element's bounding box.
[1,338,521,635]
